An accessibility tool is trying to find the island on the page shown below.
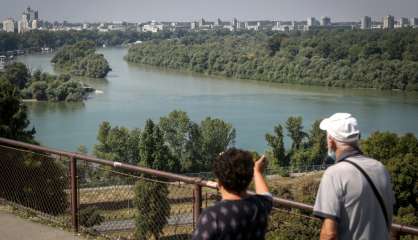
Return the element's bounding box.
[0,62,93,102]
[51,40,111,78]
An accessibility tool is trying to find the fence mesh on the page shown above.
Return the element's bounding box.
[77,164,197,240]
[0,145,71,227]
[0,144,333,240]
[1,143,415,240]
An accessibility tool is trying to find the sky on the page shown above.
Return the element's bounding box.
[1,0,418,23]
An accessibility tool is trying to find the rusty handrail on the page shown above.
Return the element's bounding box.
[0,137,417,237]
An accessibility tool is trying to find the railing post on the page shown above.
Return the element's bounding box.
[390,229,400,240]
[193,184,202,227]
[70,156,79,233]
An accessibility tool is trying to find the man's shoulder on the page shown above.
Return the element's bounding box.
[326,155,383,173]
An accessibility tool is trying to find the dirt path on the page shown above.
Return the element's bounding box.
[0,211,85,240]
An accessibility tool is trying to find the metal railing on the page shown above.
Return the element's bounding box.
[0,137,417,240]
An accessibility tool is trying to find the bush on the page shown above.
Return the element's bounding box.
[134,179,170,240]
[79,207,104,227]
[0,149,68,215]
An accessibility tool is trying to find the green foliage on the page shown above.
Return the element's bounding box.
[2,62,30,89]
[2,62,90,102]
[362,132,418,226]
[0,79,35,142]
[0,149,68,215]
[134,179,170,240]
[126,29,418,91]
[285,116,307,151]
[71,53,111,78]
[159,110,193,172]
[199,117,236,171]
[267,210,320,240]
[136,119,174,240]
[139,119,179,172]
[158,111,236,172]
[265,117,326,170]
[52,40,111,78]
[265,124,287,167]
[79,207,104,227]
[0,30,194,53]
[291,120,328,168]
[361,132,400,163]
[387,154,418,219]
[94,121,140,165]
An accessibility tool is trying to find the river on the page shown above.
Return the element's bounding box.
[18,47,418,153]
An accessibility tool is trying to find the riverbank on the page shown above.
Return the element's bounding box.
[126,30,418,92]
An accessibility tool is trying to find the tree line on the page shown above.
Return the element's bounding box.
[126,28,418,91]
[0,29,236,53]
[51,40,111,78]
[0,62,91,102]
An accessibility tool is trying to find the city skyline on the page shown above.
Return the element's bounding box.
[1,0,418,23]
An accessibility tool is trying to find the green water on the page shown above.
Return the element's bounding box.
[18,47,418,153]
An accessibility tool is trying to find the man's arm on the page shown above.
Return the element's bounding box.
[254,155,269,194]
[320,218,338,240]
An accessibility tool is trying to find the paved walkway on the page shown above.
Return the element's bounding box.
[0,211,85,240]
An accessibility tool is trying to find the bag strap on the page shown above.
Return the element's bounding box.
[341,159,390,229]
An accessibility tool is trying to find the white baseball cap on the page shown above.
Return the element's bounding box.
[319,113,360,143]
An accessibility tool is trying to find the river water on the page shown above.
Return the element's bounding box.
[18,47,418,153]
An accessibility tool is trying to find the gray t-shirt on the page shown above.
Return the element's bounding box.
[313,152,395,240]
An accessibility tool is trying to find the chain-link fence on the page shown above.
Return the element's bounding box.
[0,138,417,240]
[0,142,216,240]
[0,145,72,227]
[77,165,199,240]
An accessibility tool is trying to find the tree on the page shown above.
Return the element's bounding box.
[285,116,307,151]
[0,79,35,142]
[183,122,203,172]
[265,124,288,167]
[134,179,170,240]
[307,120,327,165]
[159,110,192,172]
[3,62,30,89]
[199,117,236,171]
[361,132,400,163]
[79,207,104,227]
[139,119,179,172]
[387,154,418,214]
[71,53,111,78]
[0,148,68,215]
[52,40,111,78]
[30,81,48,100]
[135,119,175,240]
[94,121,112,159]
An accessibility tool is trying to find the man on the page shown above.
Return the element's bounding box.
[314,113,395,240]
[192,148,272,240]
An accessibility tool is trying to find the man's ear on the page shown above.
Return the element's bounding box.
[330,138,337,151]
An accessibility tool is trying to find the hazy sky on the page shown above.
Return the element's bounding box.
[1,0,418,22]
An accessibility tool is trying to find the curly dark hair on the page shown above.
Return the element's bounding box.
[213,148,254,194]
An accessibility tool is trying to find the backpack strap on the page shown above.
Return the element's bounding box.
[340,159,390,230]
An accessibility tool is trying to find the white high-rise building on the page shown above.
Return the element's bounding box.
[307,17,318,27]
[18,15,30,33]
[361,16,372,29]
[2,18,15,32]
[31,19,38,29]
